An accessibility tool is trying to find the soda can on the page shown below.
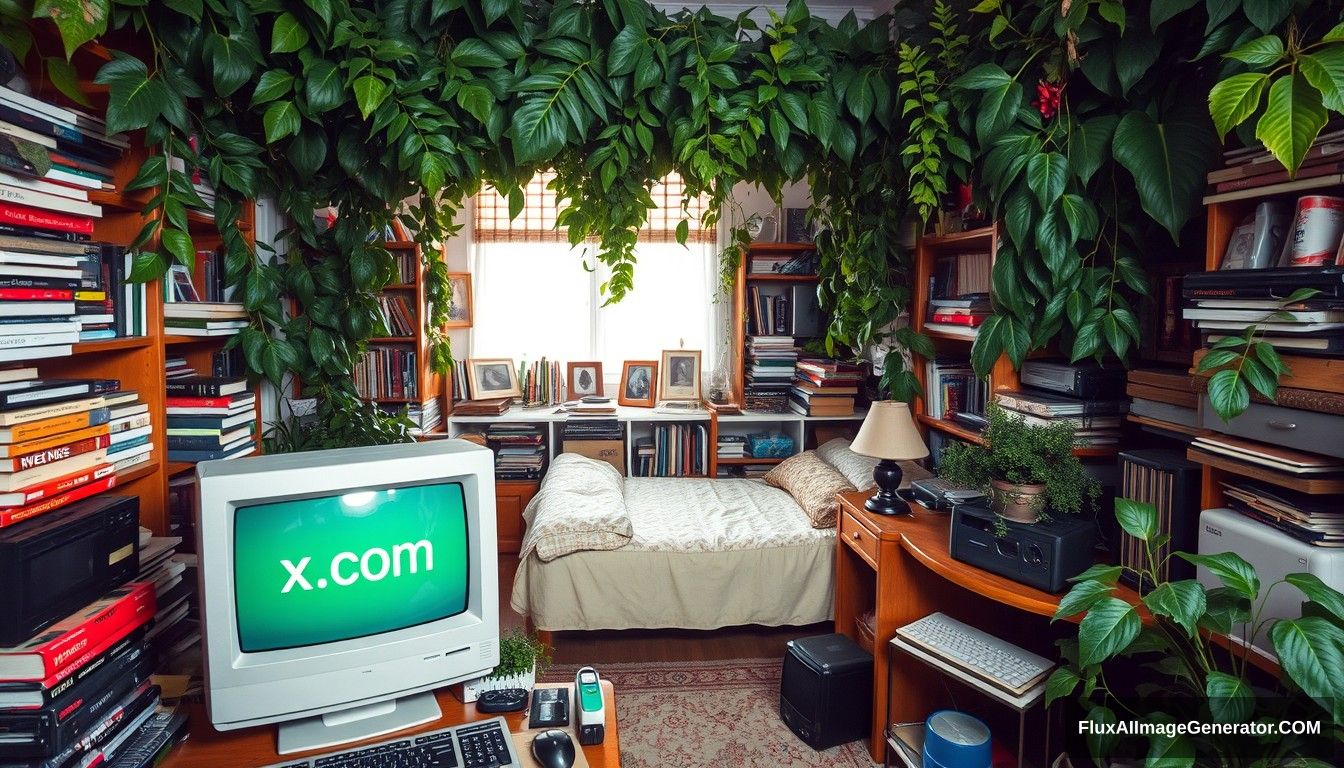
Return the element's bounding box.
[1286,195,1344,266]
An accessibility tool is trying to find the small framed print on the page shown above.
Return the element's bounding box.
[659,350,702,402]
[467,358,520,400]
[169,265,201,302]
[618,360,658,408]
[446,272,473,328]
[567,361,603,398]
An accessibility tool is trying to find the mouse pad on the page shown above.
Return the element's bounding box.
[509,684,591,768]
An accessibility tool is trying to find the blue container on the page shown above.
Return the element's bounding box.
[747,432,794,458]
[922,710,991,768]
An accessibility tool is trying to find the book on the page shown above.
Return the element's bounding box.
[0,407,108,443]
[165,440,255,463]
[28,681,158,768]
[0,171,89,202]
[163,376,246,397]
[165,427,253,450]
[0,184,101,217]
[0,460,113,505]
[0,583,155,681]
[0,396,104,427]
[0,203,93,235]
[0,423,110,458]
[0,301,74,317]
[0,473,115,529]
[0,654,153,759]
[164,411,254,432]
[0,433,110,472]
[0,627,147,709]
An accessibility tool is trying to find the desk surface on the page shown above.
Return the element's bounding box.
[163,681,619,767]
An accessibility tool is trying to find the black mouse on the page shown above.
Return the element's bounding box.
[531,729,576,768]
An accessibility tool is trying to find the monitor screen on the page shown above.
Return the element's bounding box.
[232,482,469,653]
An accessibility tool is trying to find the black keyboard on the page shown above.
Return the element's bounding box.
[262,717,518,768]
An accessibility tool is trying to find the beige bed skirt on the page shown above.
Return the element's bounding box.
[510,540,835,632]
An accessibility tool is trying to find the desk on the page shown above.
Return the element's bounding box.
[163,681,619,767]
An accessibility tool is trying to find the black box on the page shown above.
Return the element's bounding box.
[950,502,1095,593]
[779,633,871,749]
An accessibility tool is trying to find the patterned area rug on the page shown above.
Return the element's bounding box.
[542,658,878,768]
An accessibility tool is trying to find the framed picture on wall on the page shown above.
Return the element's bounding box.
[618,360,658,408]
[446,272,473,328]
[567,361,603,398]
[658,350,701,402]
[467,358,520,400]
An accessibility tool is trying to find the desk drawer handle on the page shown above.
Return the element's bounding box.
[851,531,861,541]
[1267,419,1297,430]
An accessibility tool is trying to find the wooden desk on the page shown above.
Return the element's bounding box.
[163,681,619,767]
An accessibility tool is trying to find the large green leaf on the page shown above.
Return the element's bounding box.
[303,60,343,113]
[207,32,257,98]
[955,63,1012,90]
[975,81,1022,146]
[1026,152,1067,208]
[509,97,567,163]
[1042,667,1079,708]
[262,100,301,143]
[270,12,309,54]
[1112,104,1216,241]
[1286,573,1344,623]
[95,54,167,134]
[1143,580,1206,638]
[451,39,507,69]
[1300,46,1344,113]
[608,25,647,77]
[1078,597,1141,667]
[1114,26,1158,95]
[1115,498,1157,542]
[1209,72,1269,138]
[1060,193,1099,242]
[353,75,389,120]
[1244,0,1293,33]
[1055,580,1114,621]
[34,0,109,59]
[1177,551,1259,599]
[1206,366,1250,420]
[1224,35,1285,65]
[1205,671,1253,723]
[1256,71,1329,174]
[1070,114,1118,185]
[1271,617,1344,721]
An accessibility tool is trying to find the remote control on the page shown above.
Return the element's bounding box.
[476,687,529,713]
[528,686,570,728]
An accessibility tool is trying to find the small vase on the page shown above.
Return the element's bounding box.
[989,479,1046,524]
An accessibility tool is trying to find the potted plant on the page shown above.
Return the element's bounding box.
[1047,499,1344,763]
[462,630,552,702]
[938,403,1098,524]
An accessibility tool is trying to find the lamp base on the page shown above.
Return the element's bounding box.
[864,459,910,516]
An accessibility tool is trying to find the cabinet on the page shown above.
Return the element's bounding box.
[494,480,539,554]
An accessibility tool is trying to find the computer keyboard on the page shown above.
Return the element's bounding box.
[895,612,1053,696]
[261,717,519,768]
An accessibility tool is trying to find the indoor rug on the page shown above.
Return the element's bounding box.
[542,658,879,768]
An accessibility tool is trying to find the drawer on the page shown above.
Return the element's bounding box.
[839,509,880,567]
[1200,396,1344,459]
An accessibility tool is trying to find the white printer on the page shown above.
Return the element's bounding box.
[1197,508,1344,658]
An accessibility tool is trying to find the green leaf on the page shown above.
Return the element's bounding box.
[608,25,647,77]
[303,59,343,113]
[34,0,109,59]
[1070,114,1118,185]
[1078,597,1141,667]
[1150,0,1198,29]
[1271,617,1344,721]
[1042,667,1079,708]
[482,0,512,25]
[1205,0,1238,34]
[1071,564,1123,585]
[270,12,309,54]
[1256,71,1329,174]
[96,54,166,134]
[1145,733,1195,767]
[43,57,90,107]
[1206,366,1251,420]
[1240,357,1278,401]
[288,128,326,178]
[451,39,507,69]
[207,32,256,98]
[353,76,389,120]
[1209,72,1269,138]
[1201,587,1253,635]
[1224,35,1285,65]
[1115,26,1158,95]
[1003,188,1033,250]
[955,63,1011,91]
[1326,22,1344,43]
[779,91,808,132]
[1115,498,1157,542]
[1286,573,1344,624]
[251,69,294,107]
[975,80,1022,146]
[1143,580,1207,638]
[1177,551,1259,599]
[806,93,838,151]
[1055,580,1115,621]
[1060,194,1099,241]
[262,100,301,143]
[160,227,195,267]
[1300,47,1344,113]
[1026,152,1068,208]
[1244,0,1292,33]
[1204,671,1254,723]
[456,83,494,124]
[508,97,566,163]
[969,314,1004,376]
[1112,105,1217,241]
[128,248,167,282]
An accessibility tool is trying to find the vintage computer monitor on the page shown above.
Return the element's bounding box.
[195,439,499,754]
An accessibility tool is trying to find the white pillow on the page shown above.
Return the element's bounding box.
[816,438,880,491]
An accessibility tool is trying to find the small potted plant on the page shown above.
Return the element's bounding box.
[938,403,1098,524]
[462,630,552,702]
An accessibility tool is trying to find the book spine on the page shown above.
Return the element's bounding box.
[0,463,114,509]
[163,395,234,408]
[34,627,146,699]
[0,288,72,300]
[0,204,93,236]
[0,186,99,217]
[163,383,234,397]
[0,102,80,143]
[0,277,79,290]
[6,585,155,681]
[0,222,87,242]
[3,435,110,473]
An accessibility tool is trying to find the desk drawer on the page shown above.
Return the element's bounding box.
[840,509,880,567]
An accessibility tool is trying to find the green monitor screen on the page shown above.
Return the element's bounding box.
[233,482,469,653]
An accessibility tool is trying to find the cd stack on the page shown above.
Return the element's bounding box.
[164,362,257,462]
[745,336,796,412]
[486,423,545,480]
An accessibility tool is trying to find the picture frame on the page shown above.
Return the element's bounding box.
[567,361,604,398]
[658,350,702,402]
[169,265,201,302]
[446,272,473,328]
[467,358,520,400]
[618,360,659,408]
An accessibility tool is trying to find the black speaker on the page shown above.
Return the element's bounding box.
[1118,449,1201,590]
[779,633,872,750]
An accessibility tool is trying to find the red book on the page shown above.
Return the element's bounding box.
[0,288,73,300]
[0,474,116,528]
[0,582,155,681]
[1,434,111,472]
[0,462,115,509]
[0,203,94,235]
[164,395,240,408]
[931,312,986,327]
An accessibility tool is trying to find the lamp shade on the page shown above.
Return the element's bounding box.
[851,401,929,461]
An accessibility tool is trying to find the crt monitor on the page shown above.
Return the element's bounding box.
[195,439,499,754]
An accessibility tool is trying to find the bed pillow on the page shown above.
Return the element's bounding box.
[817,437,935,491]
[764,450,856,528]
[520,453,631,562]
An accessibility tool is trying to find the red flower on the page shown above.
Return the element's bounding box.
[1033,80,1064,120]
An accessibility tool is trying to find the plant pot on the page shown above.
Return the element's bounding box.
[989,479,1046,523]
[461,663,536,703]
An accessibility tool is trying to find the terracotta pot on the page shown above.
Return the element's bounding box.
[989,479,1046,523]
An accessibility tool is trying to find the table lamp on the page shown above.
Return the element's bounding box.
[850,401,929,515]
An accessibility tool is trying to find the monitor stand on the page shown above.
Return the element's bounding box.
[277,692,442,754]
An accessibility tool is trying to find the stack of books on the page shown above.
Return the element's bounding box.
[1184,299,1344,356]
[397,398,442,435]
[924,293,990,339]
[486,424,545,480]
[162,300,247,337]
[2,241,140,359]
[375,293,416,337]
[106,389,153,474]
[452,397,511,417]
[747,250,817,275]
[197,247,235,302]
[993,389,1127,447]
[745,336,797,413]
[790,359,861,417]
[355,345,417,400]
[165,368,256,462]
[139,533,199,673]
[520,358,565,407]
[556,398,617,417]
[0,580,160,768]
[1207,123,1344,199]
[923,357,988,432]
[1221,480,1344,547]
[717,433,746,460]
[560,416,622,441]
[1126,368,1199,433]
[634,423,708,477]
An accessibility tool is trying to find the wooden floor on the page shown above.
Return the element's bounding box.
[498,555,830,664]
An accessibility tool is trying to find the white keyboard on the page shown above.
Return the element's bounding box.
[895,612,1053,696]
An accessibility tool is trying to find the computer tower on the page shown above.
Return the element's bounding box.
[1118,449,1201,590]
[779,633,872,750]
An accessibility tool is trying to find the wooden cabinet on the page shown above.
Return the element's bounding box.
[494,480,539,553]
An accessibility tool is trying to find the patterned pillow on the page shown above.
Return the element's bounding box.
[764,450,857,528]
[816,437,933,491]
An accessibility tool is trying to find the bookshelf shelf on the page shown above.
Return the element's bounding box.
[917,414,988,445]
[744,242,816,253]
[87,189,148,211]
[716,456,786,465]
[116,463,161,486]
[923,328,977,343]
[163,334,237,346]
[744,273,819,283]
[70,336,156,354]
[165,461,195,478]
[920,225,996,249]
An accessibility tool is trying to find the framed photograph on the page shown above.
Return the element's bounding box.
[467,358,520,400]
[446,272,472,328]
[169,265,200,302]
[618,360,658,408]
[659,350,702,402]
[567,361,603,398]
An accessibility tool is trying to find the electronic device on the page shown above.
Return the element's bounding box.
[531,728,577,768]
[196,440,499,754]
[475,687,527,713]
[910,477,984,512]
[1118,450,1201,589]
[1197,508,1344,657]
[0,494,138,646]
[529,686,570,728]
[258,716,520,768]
[896,613,1053,697]
[1019,360,1126,400]
[779,633,871,750]
[1184,265,1344,306]
[949,503,1096,593]
[575,666,605,745]
[923,710,992,768]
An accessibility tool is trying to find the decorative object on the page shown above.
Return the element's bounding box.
[168,265,201,302]
[937,404,1098,525]
[849,401,929,516]
[707,361,732,404]
[658,349,702,402]
[461,629,551,703]
[566,361,603,398]
[446,272,472,328]
[467,358,520,401]
[618,360,658,408]
[745,209,779,243]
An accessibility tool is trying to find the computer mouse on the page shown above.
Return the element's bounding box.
[531,729,576,768]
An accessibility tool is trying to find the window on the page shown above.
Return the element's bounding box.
[470,173,720,390]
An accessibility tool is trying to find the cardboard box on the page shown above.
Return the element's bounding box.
[563,439,625,474]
